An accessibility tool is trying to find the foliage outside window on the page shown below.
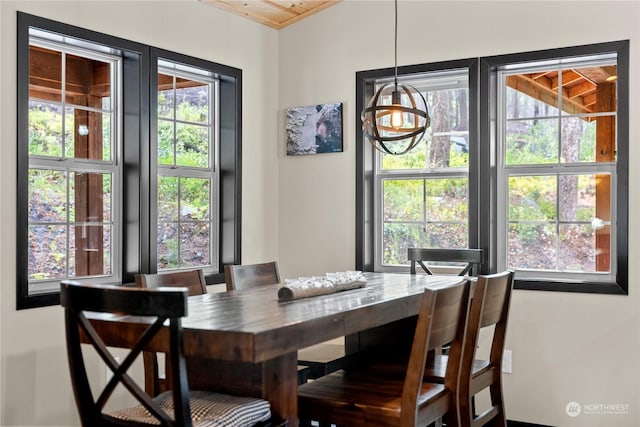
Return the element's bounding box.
[156,63,218,271]
[17,13,242,308]
[357,42,628,293]
[497,54,619,284]
[26,36,120,295]
[376,70,470,270]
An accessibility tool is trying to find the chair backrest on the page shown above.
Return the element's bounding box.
[224,261,280,291]
[135,269,207,296]
[60,281,191,427]
[134,269,207,397]
[458,270,515,425]
[400,280,472,425]
[408,248,484,276]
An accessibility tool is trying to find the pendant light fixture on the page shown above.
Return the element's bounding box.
[361,0,431,155]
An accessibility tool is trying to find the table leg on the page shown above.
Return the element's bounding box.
[262,352,298,425]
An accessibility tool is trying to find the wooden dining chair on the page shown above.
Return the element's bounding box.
[136,268,207,295]
[60,280,275,427]
[297,279,472,427]
[224,261,314,383]
[225,262,350,381]
[135,269,207,397]
[408,247,484,276]
[427,270,515,427]
[224,261,281,290]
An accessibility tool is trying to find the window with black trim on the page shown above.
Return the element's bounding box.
[372,68,473,272]
[17,13,242,309]
[356,41,628,294]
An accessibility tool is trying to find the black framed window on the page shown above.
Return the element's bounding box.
[356,41,628,294]
[17,13,242,309]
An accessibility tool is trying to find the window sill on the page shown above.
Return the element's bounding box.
[514,278,627,295]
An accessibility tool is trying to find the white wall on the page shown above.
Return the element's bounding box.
[277,1,640,426]
[0,1,279,425]
[2,0,639,426]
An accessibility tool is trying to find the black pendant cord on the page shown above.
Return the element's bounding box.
[394,0,398,89]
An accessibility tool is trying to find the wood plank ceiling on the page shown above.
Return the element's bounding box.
[201,0,342,29]
[200,0,616,117]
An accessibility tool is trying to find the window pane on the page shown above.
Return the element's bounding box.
[561,116,598,163]
[70,172,111,223]
[176,79,209,123]
[505,81,559,118]
[505,119,559,164]
[382,87,469,170]
[158,176,179,221]
[559,224,596,272]
[65,53,111,107]
[158,120,174,165]
[508,176,556,221]
[425,178,468,221]
[573,64,617,113]
[29,45,62,103]
[425,223,468,248]
[176,123,209,168]
[381,175,469,266]
[28,225,67,280]
[158,73,175,119]
[508,223,556,270]
[28,167,112,281]
[71,224,112,277]
[29,102,64,157]
[180,223,210,267]
[558,175,595,222]
[180,178,210,220]
[157,176,211,271]
[157,223,178,269]
[67,109,112,161]
[383,179,423,222]
[507,173,610,273]
[158,72,211,169]
[29,169,67,221]
[383,223,424,265]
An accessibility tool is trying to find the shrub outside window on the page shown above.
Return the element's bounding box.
[374,69,471,271]
[497,53,620,285]
[17,13,242,309]
[156,62,218,272]
[357,42,628,294]
[26,36,121,295]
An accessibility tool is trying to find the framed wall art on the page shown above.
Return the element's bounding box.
[286,102,343,155]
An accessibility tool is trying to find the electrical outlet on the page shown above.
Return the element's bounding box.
[106,357,120,383]
[502,350,512,374]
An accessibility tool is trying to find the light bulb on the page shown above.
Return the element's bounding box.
[390,89,403,129]
[390,108,404,128]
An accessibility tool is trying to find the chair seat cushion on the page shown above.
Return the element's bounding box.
[109,390,271,426]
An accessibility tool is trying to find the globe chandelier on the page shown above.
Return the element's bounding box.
[361,0,431,155]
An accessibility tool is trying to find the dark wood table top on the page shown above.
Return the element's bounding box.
[89,272,466,363]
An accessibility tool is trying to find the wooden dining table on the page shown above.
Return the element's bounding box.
[87,272,467,425]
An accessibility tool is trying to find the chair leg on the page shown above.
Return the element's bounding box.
[488,382,507,427]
